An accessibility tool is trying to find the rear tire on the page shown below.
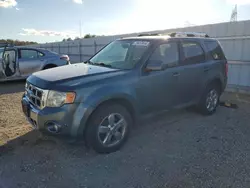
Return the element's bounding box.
[198,84,220,115]
[85,103,133,154]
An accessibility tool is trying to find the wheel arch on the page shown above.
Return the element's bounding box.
[205,77,223,94]
[80,97,137,138]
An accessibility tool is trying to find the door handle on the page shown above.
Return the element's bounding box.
[172,72,180,77]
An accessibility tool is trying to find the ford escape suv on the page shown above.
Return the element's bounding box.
[21,32,228,153]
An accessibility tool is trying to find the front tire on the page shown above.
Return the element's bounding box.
[85,103,132,154]
[198,84,220,115]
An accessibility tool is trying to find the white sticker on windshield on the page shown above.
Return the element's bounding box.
[132,41,150,46]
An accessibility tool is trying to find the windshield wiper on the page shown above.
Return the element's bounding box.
[84,60,93,64]
[93,62,112,68]
[84,60,112,68]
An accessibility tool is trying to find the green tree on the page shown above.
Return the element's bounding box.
[84,34,96,38]
[0,39,37,46]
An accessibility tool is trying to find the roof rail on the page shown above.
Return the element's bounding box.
[168,32,209,38]
[138,33,161,37]
[137,32,209,38]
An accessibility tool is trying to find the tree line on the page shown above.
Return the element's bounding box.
[0,39,38,46]
[62,34,99,42]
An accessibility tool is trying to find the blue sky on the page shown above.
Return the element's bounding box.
[0,0,250,43]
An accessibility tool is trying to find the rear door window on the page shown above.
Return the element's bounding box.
[181,42,205,64]
[204,40,226,60]
[20,49,39,59]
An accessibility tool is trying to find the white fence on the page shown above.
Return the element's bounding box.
[29,20,250,93]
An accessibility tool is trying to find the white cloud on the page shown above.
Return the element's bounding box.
[72,0,83,4]
[15,7,19,10]
[0,0,17,8]
[227,0,250,5]
[19,28,77,38]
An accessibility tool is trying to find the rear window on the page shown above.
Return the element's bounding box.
[181,42,205,64]
[204,40,226,60]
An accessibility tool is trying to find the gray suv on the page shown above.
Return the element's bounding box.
[21,32,228,153]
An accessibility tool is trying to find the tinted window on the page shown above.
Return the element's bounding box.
[20,50,38,59]
[147,43,179,67]
[204,41,225,60]
[181,42,205,64]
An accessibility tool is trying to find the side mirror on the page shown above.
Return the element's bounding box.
[144,60,163,72]
[161,63,169,70]
[161,61,178,70]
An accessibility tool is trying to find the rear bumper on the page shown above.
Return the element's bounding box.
[21,94,93,138]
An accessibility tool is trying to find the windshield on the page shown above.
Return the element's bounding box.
[89,40,151,69]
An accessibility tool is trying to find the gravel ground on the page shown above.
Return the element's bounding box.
[0,81,30,146]
[1,82,250,188]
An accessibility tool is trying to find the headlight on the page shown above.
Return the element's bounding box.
[46,90,76,107]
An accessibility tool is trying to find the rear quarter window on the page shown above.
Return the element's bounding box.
[204,40,226,60]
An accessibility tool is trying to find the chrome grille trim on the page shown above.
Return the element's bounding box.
[25,82,47,109]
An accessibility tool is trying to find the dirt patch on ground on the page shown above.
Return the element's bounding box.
[0,92,31,146]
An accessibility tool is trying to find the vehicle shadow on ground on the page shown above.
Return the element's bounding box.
[0,80,26,95]
[0,108,198,159]
[0,92,247,158]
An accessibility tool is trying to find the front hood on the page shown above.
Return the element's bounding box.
[27,63,125,90]
[33,63,119,82]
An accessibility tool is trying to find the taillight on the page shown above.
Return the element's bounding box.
[225,63,228,77]
[60,55,69,61]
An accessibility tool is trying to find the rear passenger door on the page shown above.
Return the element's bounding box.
[177,39,206,104]
[18,49,45,76]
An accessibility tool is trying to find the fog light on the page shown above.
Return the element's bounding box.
[46,122,62,134]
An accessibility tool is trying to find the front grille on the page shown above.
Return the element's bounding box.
[25,83,45,108]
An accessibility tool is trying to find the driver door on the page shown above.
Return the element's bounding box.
[137,41,181,114]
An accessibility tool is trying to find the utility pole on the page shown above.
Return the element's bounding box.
[79,20,82,38]
[230,4,237,22]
